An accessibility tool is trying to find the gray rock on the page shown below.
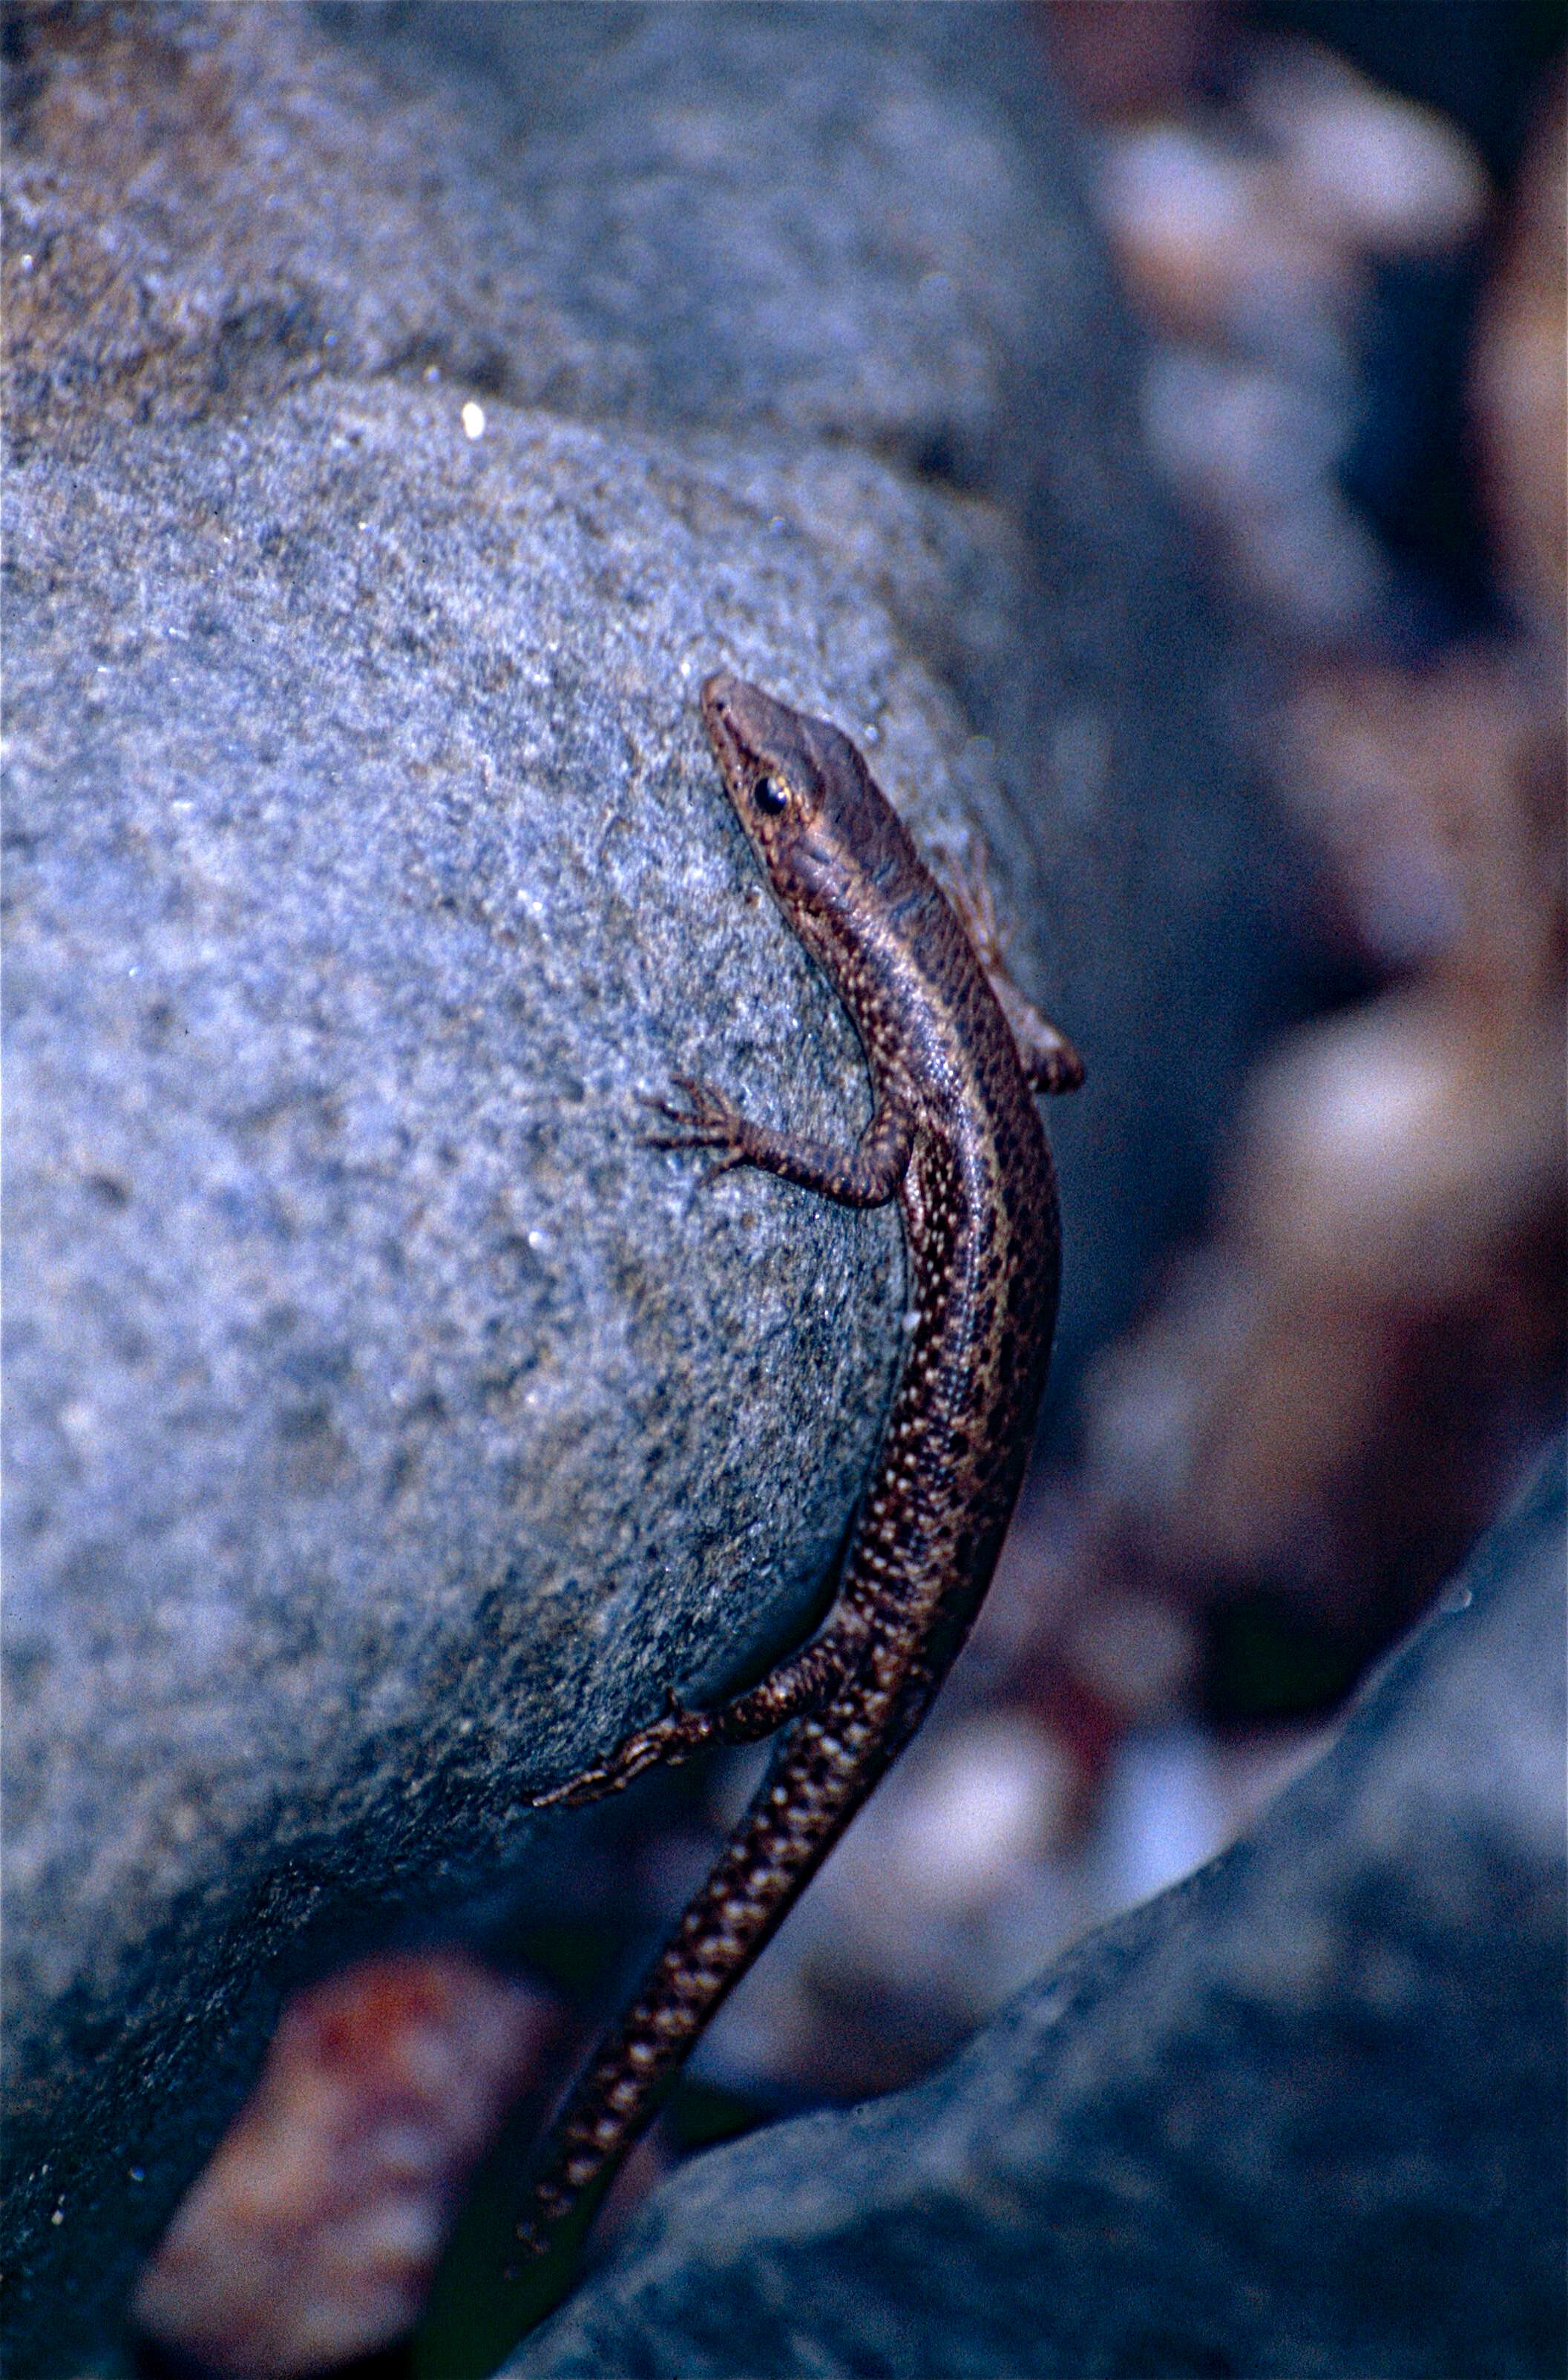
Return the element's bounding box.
[1,5,1288,2364]
[325,0,1282,1398]
[508,1446,1568,2380]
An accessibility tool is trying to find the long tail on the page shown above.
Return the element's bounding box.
[515,1682,893,2252]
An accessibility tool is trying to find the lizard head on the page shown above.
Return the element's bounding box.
[700,671,870,901]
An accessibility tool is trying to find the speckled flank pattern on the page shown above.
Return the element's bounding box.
[519,675,1072,2249]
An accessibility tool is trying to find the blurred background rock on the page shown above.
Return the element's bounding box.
[1,2,1560,2375]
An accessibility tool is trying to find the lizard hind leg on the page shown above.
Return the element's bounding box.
[524,1629,858,1812]
[524,1687,713,1812]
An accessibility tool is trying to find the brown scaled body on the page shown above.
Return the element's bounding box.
[516,672,1080,2253]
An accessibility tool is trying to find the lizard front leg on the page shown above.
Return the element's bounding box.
[644,1073,916,1202]
[939,857,1085,1095]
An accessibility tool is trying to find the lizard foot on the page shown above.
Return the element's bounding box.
[640,1076,755,1180]
[525,1688,711,1812]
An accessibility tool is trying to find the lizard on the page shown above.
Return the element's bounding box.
[514,670,1081,2258]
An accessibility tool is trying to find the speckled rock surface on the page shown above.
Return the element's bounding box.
[508,1447,1568,2380]
[2,6,1287,2366]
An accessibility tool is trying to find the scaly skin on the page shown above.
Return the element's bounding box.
[516,673,1079,2255]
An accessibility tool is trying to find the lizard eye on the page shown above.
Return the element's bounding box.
[751,773,788,816]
